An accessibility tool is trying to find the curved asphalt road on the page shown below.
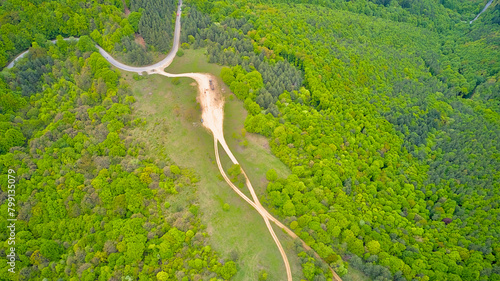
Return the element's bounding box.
[6,1,181,72]
[97,1,182,74]
[6,37,78,69]
[470,0,494,23]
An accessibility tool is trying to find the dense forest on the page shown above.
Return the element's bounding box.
[128,0,177,53]
[1,0,499,280]
[181,0,500,280]
[0,1,237,280]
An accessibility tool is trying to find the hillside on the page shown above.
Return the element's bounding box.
[0,0,499,280]
[182,0,500,280]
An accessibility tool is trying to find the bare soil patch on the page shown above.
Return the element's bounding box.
[134,33,147,49]
[122,0,131,15]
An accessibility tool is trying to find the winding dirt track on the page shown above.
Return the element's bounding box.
[154,69,295,280]
[157,71,341,281]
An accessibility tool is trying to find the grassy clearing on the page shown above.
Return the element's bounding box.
[222,95,291,203]
[123,47,306,280]
[190,50,371,281]
[164,48,213,74]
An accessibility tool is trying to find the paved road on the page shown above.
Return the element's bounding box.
[6,37,79,69]
[470,0,494,23]
[98,1,182,73]
[6,1,182,72]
